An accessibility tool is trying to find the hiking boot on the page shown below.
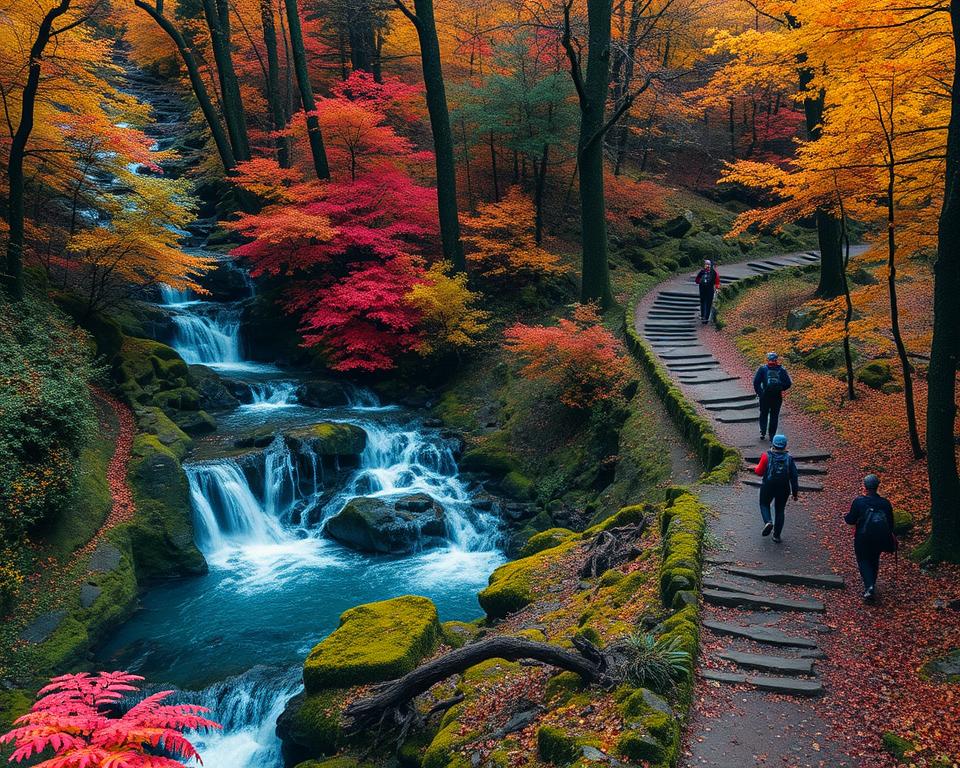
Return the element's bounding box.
[772,534,782,543]
[762,522,773,537]
[760,432,766,440]
[863,587,876,603]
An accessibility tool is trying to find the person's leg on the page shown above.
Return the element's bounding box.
[768,396,782,437]
[854,541,877,592]
[699,291,712,323]
[869,549,881,591]
[758,485,774,534]
[758,398,769,438]
[773,488,788,539]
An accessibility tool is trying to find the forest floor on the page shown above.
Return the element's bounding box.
[636,254,960,767]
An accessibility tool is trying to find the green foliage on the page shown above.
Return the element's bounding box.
[620,634,691,693]
[882,731,917,762]
[856,360,894,390]
[303,596,441,692]
[0,293,96,541]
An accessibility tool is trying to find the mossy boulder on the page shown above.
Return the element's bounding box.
[285,422,367,458]
[459,443,519,475]
[893,509,914,536]
[501,470,535,500]
[277,689,346,764]
[188,364,239,410]
[537,726,579,765]
[882,731,917,761]
[798,343,843,371]
[115,337,200,414]
[519,528,576,558]
[856,360,893,390]
[786,306,823,331]
[478,540,577,621]
[324,494,448,554]
[303,595,441,693]
[442,620,481,648]
[124,434,205,578]
[617,731,666,764]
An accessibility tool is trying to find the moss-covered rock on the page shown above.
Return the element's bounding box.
[115,337,201,414]
[134,406,193,460]
[442,620,481,648]
[286,422,367,457]
[324,495,448,554]
[893,509,914,536]
[537,726,579,765]
[478,540,578,621]
[501,470,535,500]
[881,731,917,761]
[519,527,576,558]
[278,689,346,763]
[856,360,893,390]
[545,671,587,704]
[303,595,441,692]
[617,731,666,763]
[459,443,519,475]
[124,434,205,579]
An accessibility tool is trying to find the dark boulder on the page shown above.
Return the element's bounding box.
[298,380,349,408]
[325,494,448,554]
[188,364,239,411]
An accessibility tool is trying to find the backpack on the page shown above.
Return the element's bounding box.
[764,451,791,486]
[859,501,896,552]
[764,367,784,395]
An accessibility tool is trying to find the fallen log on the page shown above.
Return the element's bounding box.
[343,636,608,735]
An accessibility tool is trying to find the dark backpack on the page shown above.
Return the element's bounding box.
[765,451,791,486]
[859,501,896,552]
[764,367,784,395]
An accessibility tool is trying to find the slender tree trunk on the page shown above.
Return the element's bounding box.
[201,0,250,160]
[136,0,237,173]
[260,0,290,167]
[4,0,75,299]
[800,69,844,298]
[882,146,924,459]
[836,186,856,401]
[395,0,465,270]
[460,117,473,208]
[563,0,615,309]
[927,0,960,562]
[284,0,331,179]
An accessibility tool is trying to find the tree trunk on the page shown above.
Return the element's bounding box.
[343,637,606,733]
[284,0,331,179]
[399,0,465,270]
[927,0,960,562]
[260,0,290,167]
[136,1,237,173]
[564,0,615,309]
[4,0,74,299]
[533,143,549,245]
[800,73,844,298]
[489,131,500,202]
[201,0,250,160]
[348,1,377,74]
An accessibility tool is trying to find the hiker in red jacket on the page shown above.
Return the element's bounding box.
[694,259,721,324]
[753,434,799,543]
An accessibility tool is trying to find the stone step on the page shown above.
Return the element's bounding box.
[657,352,713,360]
[678,374,740,385]
[740,476,824,492]
[650,342,702,349]
[717,650,815,676]
[704,400,757,411]
[701,619,818,648]
[697,393,758,405]
[666,359,718,368]
[671,366,719,374]
[701,670,824,697]
[720,567,845,589]
[658,290,700,299]
[703,588,826,613]
[716,413,758,424]
[747,262,777,272]
[702,577,760,595]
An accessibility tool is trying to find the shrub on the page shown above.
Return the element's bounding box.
[618,633,691,693]
[505,304,634,410]
[0,559,24,615]
[0,293,96,540]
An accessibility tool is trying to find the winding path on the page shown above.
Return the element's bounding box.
[635,253,857,767]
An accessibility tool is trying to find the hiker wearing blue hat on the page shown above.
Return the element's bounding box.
[753,351,792,441]
[752,433,799,543]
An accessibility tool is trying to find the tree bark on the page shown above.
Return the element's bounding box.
[563,0,616,309]
[201,0,250,160]
[260,0,290,167]
[800,69,844,298]
[136,0,237,173]
[395,0,466,270]
[342,637,605,733]
[284,0,331,179]
[4,0,75,299]
[533,143,549,245]
[927,0,960,562]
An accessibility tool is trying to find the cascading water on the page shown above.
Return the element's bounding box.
[101,70,503,768]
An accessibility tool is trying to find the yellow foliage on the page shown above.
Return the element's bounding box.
[407,262,490,356]
[462,187,570,284]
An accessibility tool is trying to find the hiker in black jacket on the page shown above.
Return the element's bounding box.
[753,351,792,441]
[844,474,895,603]
[694,259,721,324]
[752,433,799,543]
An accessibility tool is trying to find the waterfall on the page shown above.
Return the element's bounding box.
[159,283,243,367]
[242,382,298,410]
[160,667,300,768]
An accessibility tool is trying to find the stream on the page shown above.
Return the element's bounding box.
[96,70,505,768]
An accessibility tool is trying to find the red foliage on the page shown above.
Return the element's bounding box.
[229,164,439,371]
[603,173,671,232]
[505,304,633,408]
[329,71,424,125]
[0,671,219,767]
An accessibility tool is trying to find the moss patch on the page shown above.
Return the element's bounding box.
[303,596,441,692]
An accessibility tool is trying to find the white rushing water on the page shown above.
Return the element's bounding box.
[241,381,299,410]
[159,284,243,367]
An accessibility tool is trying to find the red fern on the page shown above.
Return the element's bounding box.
[1,672,219,768]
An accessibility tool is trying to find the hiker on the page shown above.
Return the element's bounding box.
[844,474,896,603]
[694,259,721,324]
[753,351,792,441]
[752,434,799,543]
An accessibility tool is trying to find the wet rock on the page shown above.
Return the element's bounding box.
[80,583,102,609]
[298,380,349,408]
[172,409,217,436]
[325,495,448,554]
[89,543,122,573]
[20,611,67,643]
[188,364,239,410]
